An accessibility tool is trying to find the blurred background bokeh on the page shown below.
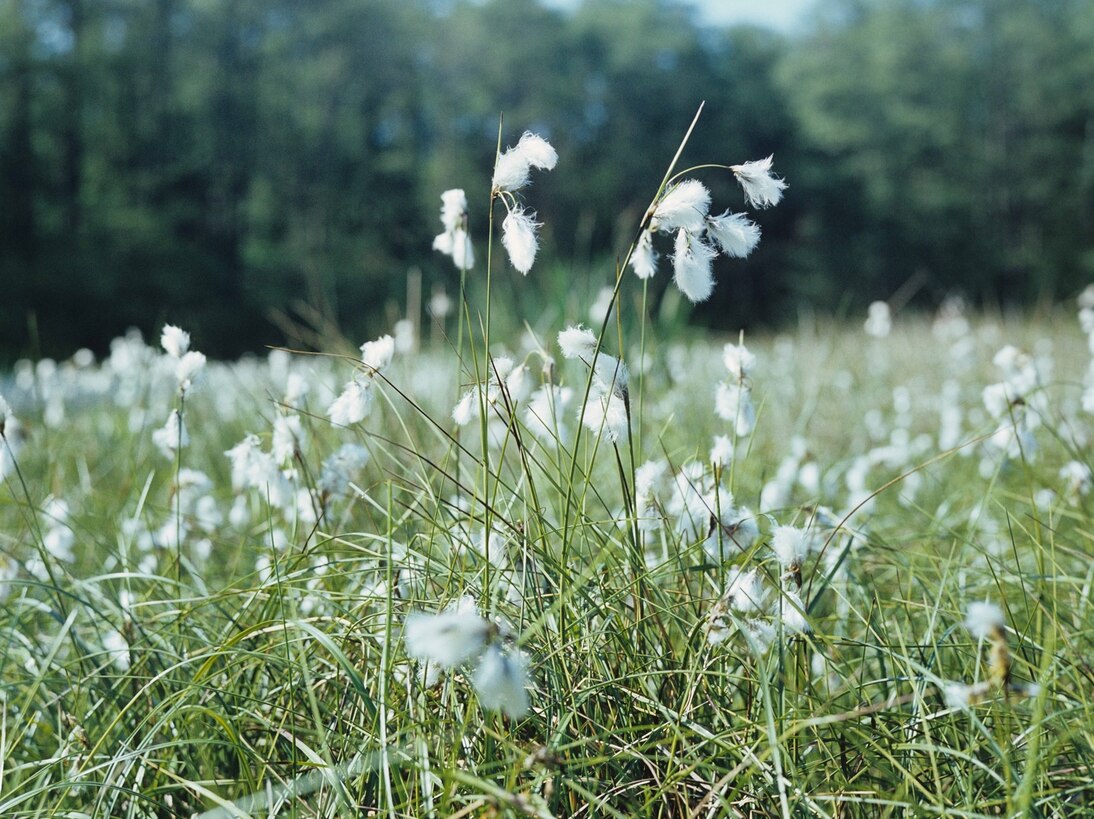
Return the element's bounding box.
[1,0,1092,362]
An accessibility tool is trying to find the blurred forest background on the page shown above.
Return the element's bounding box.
[1,0,1093,360]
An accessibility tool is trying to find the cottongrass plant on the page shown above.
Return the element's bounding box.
[2,107,1094,818]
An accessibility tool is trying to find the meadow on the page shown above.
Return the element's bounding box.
[2,123,1094,817]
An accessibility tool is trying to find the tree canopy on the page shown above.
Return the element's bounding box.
[1,0,1092,359]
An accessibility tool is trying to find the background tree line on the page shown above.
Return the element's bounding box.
[1,0,1093,360]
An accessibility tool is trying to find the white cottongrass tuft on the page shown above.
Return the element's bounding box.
[328,378,372,426]
[580,389,629,443]
[710,435,734,468]
[730,155,787,208]
[558,325,597,360]
[152,409,188,458]
[771,525,807,569]
[724,567,769,615]
[175,350,206,393]
[492,150,532,192]
[439,188,468,233]
[502,208,540,274]
[651,180,711,234]
[433,189,474,270]
[672,229,717,303]
[779,589,812,635]
[631,229,658,279]
[160,324,190,358]
[706,211,761,258]
[318,443,369,497]
[515,131,558,170]
[404,598,492,669]
[360,334,396,374]
[472,643,531,718]
[965,601,1005,640]
[714,382,756,436]
[723,342,755,381]
[865,301,892,338]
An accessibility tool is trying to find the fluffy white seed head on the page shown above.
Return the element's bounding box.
[631,229,658,280]
[706,211,761,258]
[492,149,531,192]
[965,601,1005,640]
[160,325,190,358]
[780,589,812,634]
[360,334,395,374]
[723,343,755,380]
[730,155,787,208]
[724,567,769,615]
[515,131,558,170]
[404,603,492,669]
[771,525,807,569]
[175,350,206,392]
[152,409,188,458]
[864,301,892,338]
[502,208,540,274]
[558,325,597,360]
[327,378,372,426]
[472,643,531,718]
[439,188,468,233]
[651,180,711,234]
[672,229,717,303]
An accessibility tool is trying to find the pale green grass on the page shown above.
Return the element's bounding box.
[2,308,1093,818]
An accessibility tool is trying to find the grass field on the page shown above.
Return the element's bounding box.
[3,128,1094,817]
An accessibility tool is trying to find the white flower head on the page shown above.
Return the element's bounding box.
[502,208,540,274]
[779,589,811,635]
[771,525,807,570]
[452,388,477,426]
[864,301,892,338]
[160,325,190,358]
[492,149,531,192]
[723,342,755,380]
[724,567,769,615]
[152,409,188,458]
[965,601,1005,640]
[328,378,372,426]
[318,443,370,496]
[472,643,530,718]
[404,598,492,668]
[730,155,787,208]
[360,334,395,374]
[515,131,558,170]
[175,351,206,392]
[710,435,734,468]
[651,179,711,234]
[558,325,597,360]
[706,211,761,258]
[672,229,717,303]
[631,229,658,280]
[439,188,468,233]
[580,389,629,443]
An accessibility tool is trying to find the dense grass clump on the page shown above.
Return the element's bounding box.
[3,118,1094,817]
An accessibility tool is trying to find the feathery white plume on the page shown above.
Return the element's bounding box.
[160,325,190,358]
[965,601,1005,640]
[558,325,597,360]
[472,644,530,718]
[706,211,761,258]
[328,378,372,426]
[672,229,717,303]
[360,334,395,374]
[631,229,658,279]
[730,155,786,208]
[651,180,711,233]
[515,131,558,170]
[492,150,531,192]
[502,208,540,274]
[404,597,492,668]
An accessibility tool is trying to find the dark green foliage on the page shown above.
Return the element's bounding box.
[1,0,1092,361]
